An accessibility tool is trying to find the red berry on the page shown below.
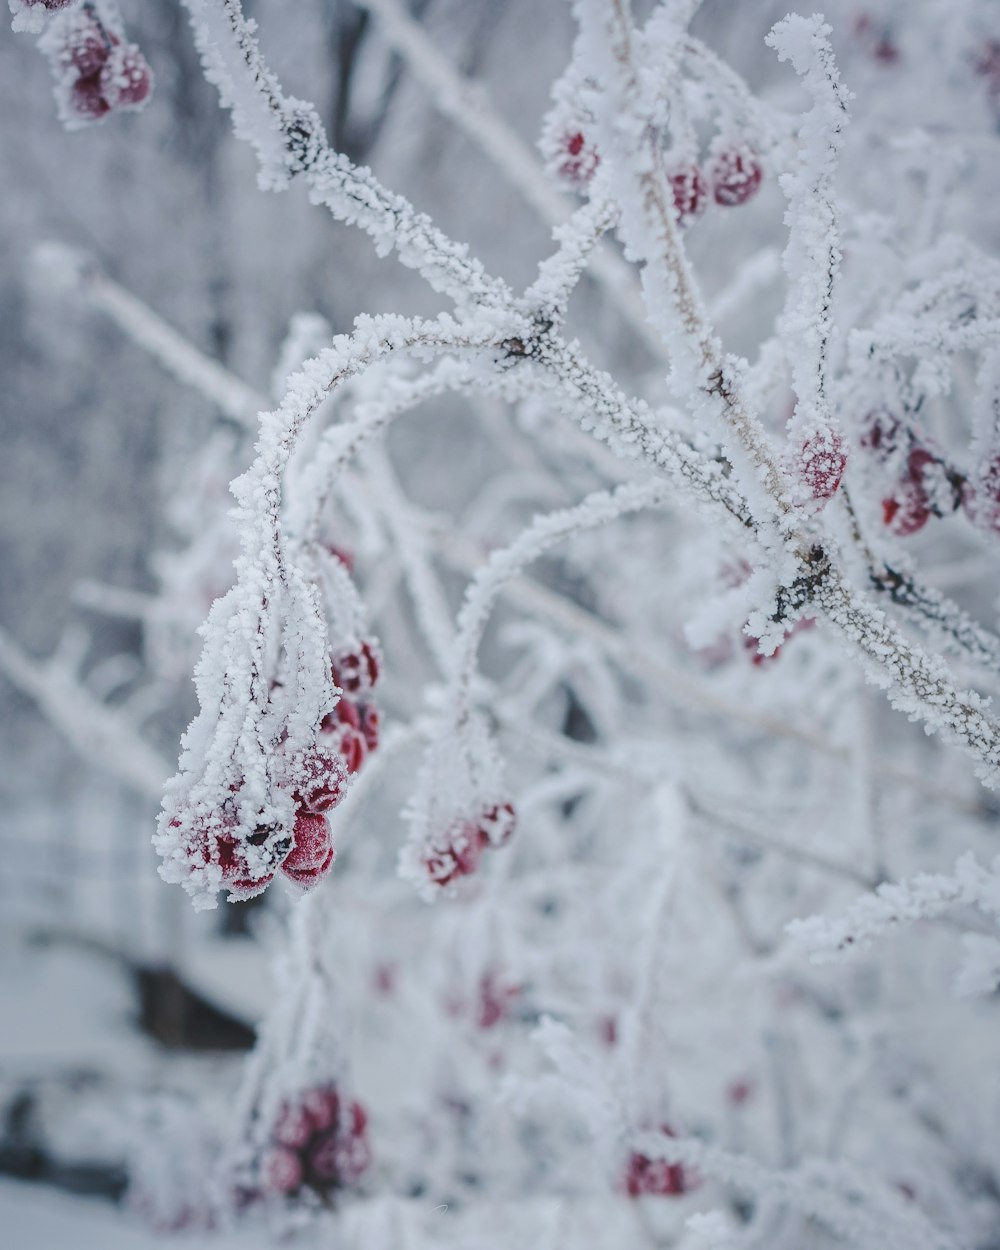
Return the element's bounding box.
[798,431,847,501]
[623,1128,694,1198]
[301,1086,340,1134]
[965,458,1000,534]
[859,409,902,461]
[709,147,763,207]
[262,1147,302,1195]
[348,1100,367,1138]
[558,130,600,188]
[359,702,380,753]
[331,641,379,695]
[273,1101,314,1150]
[478,801,516,847]
[667,164,707,225]
[882,446,939,537]
[59,15,112,78]
[477,971,519,1029]
[99,42,152,109]
[280,812,334,886]
[425,821,485,886]
[70,71,110,120]
[727,1080,753,1106]
[289,745,347,815]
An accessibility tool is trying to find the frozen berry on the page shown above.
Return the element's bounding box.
[798,431,847,501]
[359,702,380,753]
[667,163,707,225]
[425,821,486,887]
[59,15,113,78]
[272,1101,314,1150]
[709,147,763,207]
[623,1127,694,1198]
[964,456,1000,534]
[280,812,334,886]
[301,1086,340,1134]
[478,801,516,847]
[70,71,110,120]
[289,746,347,815]
[262,1147,302,1195]
[859,409,902,461]
[558,130,600,188]
[881,446,961,536]
[99,42,152,109]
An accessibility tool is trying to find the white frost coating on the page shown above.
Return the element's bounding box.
[765,15,851,498]
[788,852,1000,963]
[180,0,510,309]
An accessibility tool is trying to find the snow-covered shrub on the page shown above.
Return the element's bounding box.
[8,2,1000,1247]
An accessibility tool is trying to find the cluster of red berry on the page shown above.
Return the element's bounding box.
[860,411,968,537]
[556,131,763,222]
[424,801,516,888]
[44,3,152,123]
[622,1127,696,1199]
[262,1086,371,1201]
[171,637,381,900]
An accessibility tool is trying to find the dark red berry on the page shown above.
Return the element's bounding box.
[798,431,847,501]
[100,42,152,109]
[709,147,763,207]
[964,456,1000,534]
[359,702,380,752]
[858,409,902,461]
[558,130,600,188]
[882,446,948,537]
[280,812,334,886]
[70,71,110,120]
[60,15,112,78]
[623,1127,695,1198]
[301,1086,340,1134]
[667,164,707,225]
[425,821,485,887]
[289,746,347,815]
